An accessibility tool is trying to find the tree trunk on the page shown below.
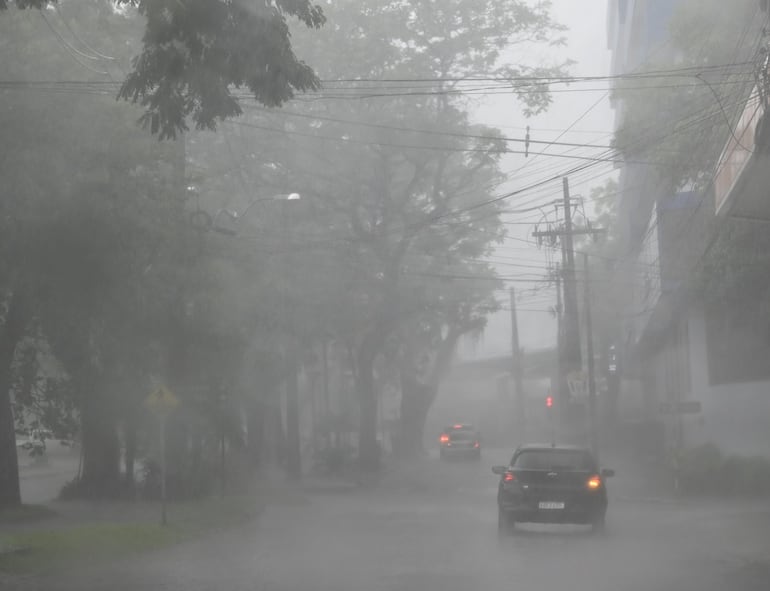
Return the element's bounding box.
[268,403,286,465]
[285,359,301,480]
[0,288,30,509]
[0,363,20,509]
[395,325,463,459]
[123,419,137,491]
[356,340,380,471]
[396,375,437,459]
[80,383,121,497]
[247,399,266,469]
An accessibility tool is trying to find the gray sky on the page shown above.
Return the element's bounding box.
[460,0,615,360]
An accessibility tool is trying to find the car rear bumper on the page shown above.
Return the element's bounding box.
[499,497,606,524]
[500,507,604,524]
[440,446,481,458]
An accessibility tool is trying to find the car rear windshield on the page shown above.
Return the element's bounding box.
[512,449,594,471]
[449,430,476,441]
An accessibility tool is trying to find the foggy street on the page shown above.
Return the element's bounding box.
[3,2,770,590]
[22,449,770,591]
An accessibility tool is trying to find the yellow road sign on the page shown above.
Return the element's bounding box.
[145,385,180,413]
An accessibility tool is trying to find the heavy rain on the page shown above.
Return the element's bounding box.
[0,1,769,590]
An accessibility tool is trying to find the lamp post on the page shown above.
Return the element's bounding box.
[212,192,303,480]
[280,196,302,481]
[212,193,300,234]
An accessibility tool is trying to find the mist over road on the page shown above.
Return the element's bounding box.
[21,448,769,591]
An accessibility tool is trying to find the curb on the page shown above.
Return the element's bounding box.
[613,494,683,504]
[300,481,361,494]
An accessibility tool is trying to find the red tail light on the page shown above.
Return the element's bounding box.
[503,471,516,482]
[473,441,480,448]
[439,433,450,444]
[586,475,602,490]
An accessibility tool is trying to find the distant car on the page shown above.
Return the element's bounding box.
[439,424,481,460]
[492,444,614,534]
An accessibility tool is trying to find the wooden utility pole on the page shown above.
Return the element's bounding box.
[583,252,599,461]
[510,287,525,437]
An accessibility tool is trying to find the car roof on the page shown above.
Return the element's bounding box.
[515,443,591,452]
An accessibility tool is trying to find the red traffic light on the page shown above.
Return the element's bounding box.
[546,395,554,408]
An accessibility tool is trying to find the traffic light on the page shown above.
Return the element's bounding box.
[546,395,554,408]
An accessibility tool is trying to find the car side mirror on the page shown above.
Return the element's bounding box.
[492,465,507,475]
[601,468,615,478]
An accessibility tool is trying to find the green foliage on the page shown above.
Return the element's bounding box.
[1,0,325,138]
[0,4,251,498]
[612,0,760,194]
[679,443,770,496]
[0,0,569,489]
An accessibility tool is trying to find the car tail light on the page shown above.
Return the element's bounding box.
[473,441,480,448]
[453,424,464,429]
[439,433,450,444]
[503,471,516,482]
[586,475,602,490]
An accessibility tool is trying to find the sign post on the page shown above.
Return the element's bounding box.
[566,370,588,399]
[144,385,180,526]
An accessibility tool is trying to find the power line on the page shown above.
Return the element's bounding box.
[240,104,615,150]
[228,118,640,164]
[316,61,755,84]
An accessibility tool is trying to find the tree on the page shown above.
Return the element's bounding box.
[1,0,325,139]
[609,0,770,389]
[395,277,498,457]
[0,4,188,504]
[578,179,622,425]
[271,0,568,468]
[612,0,760,196]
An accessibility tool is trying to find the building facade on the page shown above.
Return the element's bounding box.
[607,0,770,456]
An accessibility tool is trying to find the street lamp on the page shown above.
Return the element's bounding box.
[212,191,303,480]
[213,193,301,233]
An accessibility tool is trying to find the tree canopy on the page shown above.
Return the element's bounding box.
[0,0,568,506]
[1,0,325,138]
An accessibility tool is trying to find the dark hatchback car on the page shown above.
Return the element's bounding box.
[492,444,614,534]
[439,424,482,460]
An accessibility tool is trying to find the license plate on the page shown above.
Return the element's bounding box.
[538,501,565,510]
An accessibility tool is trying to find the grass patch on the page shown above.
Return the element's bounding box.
[0,495,261,575]
[0,504,57,525]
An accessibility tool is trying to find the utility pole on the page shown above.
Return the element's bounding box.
[561,177,581,382]
[533,179,583,408]
[553,273,563,443]
[583,252,599,461]
[510,287,525,438]
[532,180,605,441]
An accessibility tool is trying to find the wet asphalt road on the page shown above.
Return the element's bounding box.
[21,448,770,591]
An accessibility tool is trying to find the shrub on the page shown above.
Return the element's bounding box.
[679,442,722,493]
[679,443,770,497]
